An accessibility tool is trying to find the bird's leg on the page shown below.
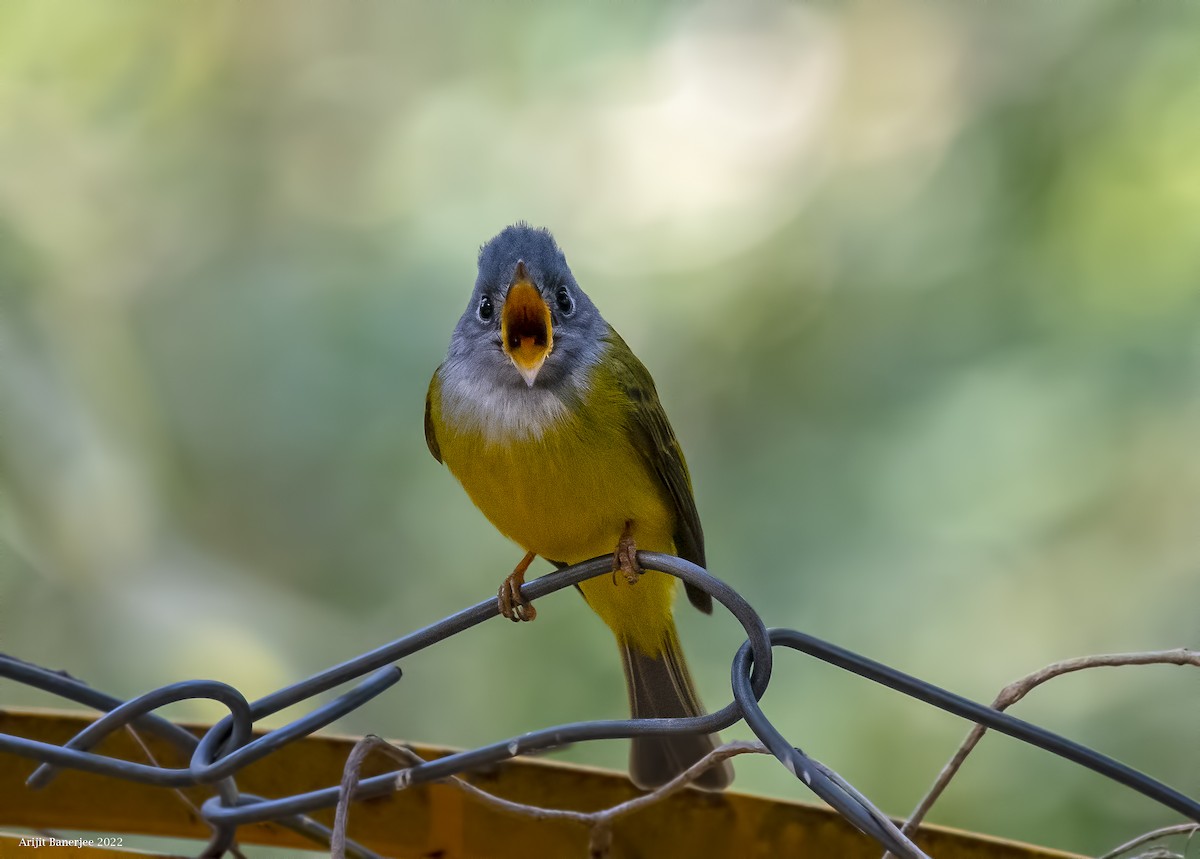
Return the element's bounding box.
[499,551,538,623]
[613,520,642,585]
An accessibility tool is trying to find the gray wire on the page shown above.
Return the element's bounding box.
[2,553,1196,859]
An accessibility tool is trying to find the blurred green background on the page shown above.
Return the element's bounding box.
[1,1,1198,854]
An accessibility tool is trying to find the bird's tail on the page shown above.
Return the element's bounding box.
[619,622,733,791]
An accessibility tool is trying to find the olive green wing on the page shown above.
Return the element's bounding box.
[424,371,443,464]
[606,330,712,614]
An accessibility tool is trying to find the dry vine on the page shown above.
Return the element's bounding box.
[330,736,770,859]
[882,648,1199,859]
[1098,823,1199,859]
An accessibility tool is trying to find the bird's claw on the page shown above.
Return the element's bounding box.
[498,553,537,622]
[613,523,641,586]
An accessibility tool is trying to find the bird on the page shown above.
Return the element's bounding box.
[424,223,732,791]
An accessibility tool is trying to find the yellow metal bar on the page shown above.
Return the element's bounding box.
[0,708,1084,858]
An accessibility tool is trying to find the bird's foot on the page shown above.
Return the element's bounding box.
[498,551,537,622]
[613,521,641,586]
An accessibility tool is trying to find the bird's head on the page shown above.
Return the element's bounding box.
[449,224,606,390]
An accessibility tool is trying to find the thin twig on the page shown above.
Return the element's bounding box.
[123,724,249,859]
[123,725,208,824]
[331,737,770,859]
[882,648,1199,859]
[1097,823,1199,859]
[331,735,389,859]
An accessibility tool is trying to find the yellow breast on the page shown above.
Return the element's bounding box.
[429,363,681,654]
[432,376,674,563]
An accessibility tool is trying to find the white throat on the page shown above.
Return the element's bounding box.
[439,363,579,442]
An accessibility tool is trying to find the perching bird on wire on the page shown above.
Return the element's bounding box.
[424,224,732,791]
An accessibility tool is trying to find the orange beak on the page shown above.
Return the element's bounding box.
[501,261,553,387]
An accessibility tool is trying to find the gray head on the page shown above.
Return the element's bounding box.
[447,224,607,391]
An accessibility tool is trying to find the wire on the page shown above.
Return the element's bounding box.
[1,552,1196,859]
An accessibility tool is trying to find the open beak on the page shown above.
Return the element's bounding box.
[501,260,553,387]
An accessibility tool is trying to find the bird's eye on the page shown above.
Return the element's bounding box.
[478,295,494,322]
[555,285,575,316]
